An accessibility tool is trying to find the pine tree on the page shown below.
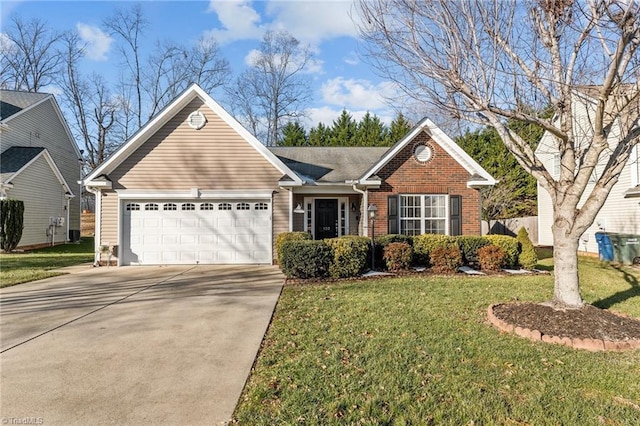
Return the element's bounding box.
[278,121,307,146]
[329,110,357,146]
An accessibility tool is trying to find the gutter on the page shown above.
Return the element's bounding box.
[347,180,369,237]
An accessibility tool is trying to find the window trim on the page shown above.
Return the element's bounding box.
[399,194,449,236]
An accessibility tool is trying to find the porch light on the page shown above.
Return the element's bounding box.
[293,203,304,214]
[367,204,377,219]
[351,202,357,212]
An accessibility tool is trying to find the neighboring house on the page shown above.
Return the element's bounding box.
[537,87,640,254]
[0,90,81,249]
[84,84,495,266]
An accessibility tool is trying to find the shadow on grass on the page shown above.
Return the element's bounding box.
[592,264,640,310]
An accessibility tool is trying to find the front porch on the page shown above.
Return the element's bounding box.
[291,191,364,240]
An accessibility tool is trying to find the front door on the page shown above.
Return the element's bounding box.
[315,199,338,239]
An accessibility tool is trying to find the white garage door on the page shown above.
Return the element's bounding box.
[122,200,272,265]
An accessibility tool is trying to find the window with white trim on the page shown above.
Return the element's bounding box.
[400,195,447,235]
[145,203,159,211]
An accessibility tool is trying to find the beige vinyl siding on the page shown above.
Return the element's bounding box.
[109,98,283,190]
[1,98,81,231]
[100,190,119,249]
[273,190,289,244]
[5,156,67,247]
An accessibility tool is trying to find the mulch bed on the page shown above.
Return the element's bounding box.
[492,302,640,343]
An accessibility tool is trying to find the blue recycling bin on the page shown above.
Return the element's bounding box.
[595,232,614,261]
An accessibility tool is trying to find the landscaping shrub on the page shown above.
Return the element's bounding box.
[375,234,413,269]
[478,244,507,271]
[516,227,538,269]
[383,242,413,272]
[0,199,24,252]
[430,245,463,273]
[456,235,490,266]
[325,236,370,278]
[413,234,457,266]
[279,240,331,279]
[484,235,520,268]
[275,231,310,264]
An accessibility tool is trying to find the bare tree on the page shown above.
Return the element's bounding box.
[103,4,146,129]
[226,30,312,146]
[59,33,117,169]
[356,0,640,308]
[0,16,62,91]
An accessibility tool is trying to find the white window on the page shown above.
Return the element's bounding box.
[182,203,195,211]
[236,203,250,211]
[255,202,269,210]
[400,195,447,236]
[218,203,232,211]
[126,203,140,211]
[163,203,177,211]
[200,203,214,210]
[144,203,159,211]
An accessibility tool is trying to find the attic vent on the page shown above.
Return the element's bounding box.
[413,144,433,163]
[187,110,206,130]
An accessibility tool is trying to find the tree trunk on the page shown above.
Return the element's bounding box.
[551,223,584,308]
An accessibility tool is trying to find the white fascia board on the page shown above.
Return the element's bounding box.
[467,180,495,188]
[86,84,304,186]
[115,189,274,199]
[84,180,112,189]
[293,185,363,195]
[7,149,74,195]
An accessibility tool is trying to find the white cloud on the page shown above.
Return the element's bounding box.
[204,0,360,46]
[0,33,15,54]
[204,0,264,45]
[76,23,112,61]
[320,77,398,110]
[304,106,394,128]
[343,51,359,66]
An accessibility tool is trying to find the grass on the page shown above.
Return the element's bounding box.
[234,254,640,425]
[0,238,94,288]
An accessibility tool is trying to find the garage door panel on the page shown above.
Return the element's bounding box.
[123,199,272,265]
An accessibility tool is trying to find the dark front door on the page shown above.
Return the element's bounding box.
[315,199,338,239]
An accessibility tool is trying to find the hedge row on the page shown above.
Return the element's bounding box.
[278,228,536,279]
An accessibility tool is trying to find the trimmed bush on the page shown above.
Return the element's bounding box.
[275,231,311,264]
[430,245,462,273]
[280,240,331,279]
[456,236,490,266]
[413,234,457,267]
[375,234,413,269]
[383,242,413,272]
[478,244,507,271]
[325,236,370,278]
[516,227,538,269]
[0,199,24,252]
[484,235,520,268]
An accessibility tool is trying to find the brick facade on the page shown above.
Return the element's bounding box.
[368,131,481,236]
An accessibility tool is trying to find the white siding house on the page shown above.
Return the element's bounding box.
[536,91,640,254]
[0,90,81,248]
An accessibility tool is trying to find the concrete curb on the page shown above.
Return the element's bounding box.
[487,304,640,352]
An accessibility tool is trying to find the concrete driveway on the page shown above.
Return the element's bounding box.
[0,265,284,425]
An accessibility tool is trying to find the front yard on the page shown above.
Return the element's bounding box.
[0,238,94,288]
[234,255,640,424]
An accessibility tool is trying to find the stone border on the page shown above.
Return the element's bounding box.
[487,304,640,352]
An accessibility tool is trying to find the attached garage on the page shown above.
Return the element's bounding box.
[121,199,272,265]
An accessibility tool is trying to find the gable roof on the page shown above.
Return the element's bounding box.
[0,90,51,120]
[359,118,496,187]
[0,90,81,159]
[269,147,389,184]
[0,146,73,194]
[84,84,303,185]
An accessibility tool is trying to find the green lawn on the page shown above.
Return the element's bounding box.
[234,255,640,425]
[0,238,94,288]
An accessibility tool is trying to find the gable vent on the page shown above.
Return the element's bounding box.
[187,110,207,130]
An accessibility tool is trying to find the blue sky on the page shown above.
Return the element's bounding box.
[1,0,401,128]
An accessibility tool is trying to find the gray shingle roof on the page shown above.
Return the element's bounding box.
[268,147,389,183]
[0,147,45,182]
[0,90,51,120]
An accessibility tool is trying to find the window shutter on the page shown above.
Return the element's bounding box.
[388,195,399,234]
[450,195,462,236]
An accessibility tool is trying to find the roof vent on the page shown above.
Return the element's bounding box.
[413,144,433,163]
[187,110,206,130]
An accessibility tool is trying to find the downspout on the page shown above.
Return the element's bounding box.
[66,197,70,242]
[350,182,368,237]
